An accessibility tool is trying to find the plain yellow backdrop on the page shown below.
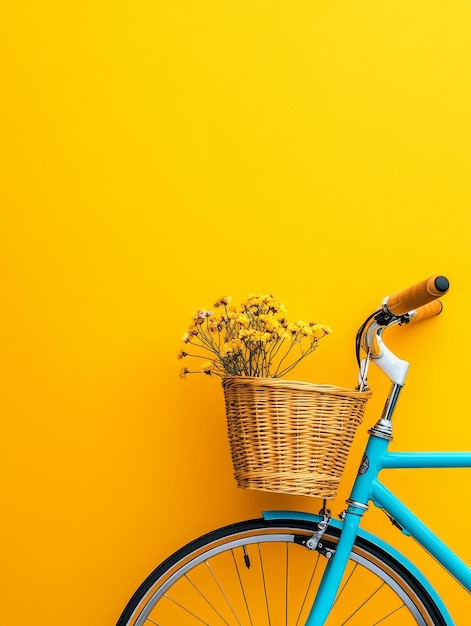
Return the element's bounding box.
[1,1,470,624]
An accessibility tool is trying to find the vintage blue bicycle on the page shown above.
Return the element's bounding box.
[117,275,470,625]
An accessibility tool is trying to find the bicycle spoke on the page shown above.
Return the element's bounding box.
[232,548,254,626]
[285,543,289,626]
[257,543,272,626]
[186,572,233,624]
[163,592,211,624]
[295,548,322,625]
[372,603,407,624]
[339,581,386,625]
[204,560,243,625]
[333,562,357,607]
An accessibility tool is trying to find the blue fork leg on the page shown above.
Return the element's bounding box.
[304,434,387,624]
[304,504,365,625]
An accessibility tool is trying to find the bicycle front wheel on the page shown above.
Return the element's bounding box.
[116,518,446,626]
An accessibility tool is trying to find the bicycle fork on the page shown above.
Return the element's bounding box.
[304,503,366,625]
[304,423,392,624]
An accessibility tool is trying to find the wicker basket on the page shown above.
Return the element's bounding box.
[222,376,372,499]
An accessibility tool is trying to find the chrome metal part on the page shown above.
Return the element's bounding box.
[381,296,391,316]
[358,355,371,391]
[345,499,369,513]
[380,383,402,421]
[316,541,336,559]
[305,512,331,551]
[369,418,394,440]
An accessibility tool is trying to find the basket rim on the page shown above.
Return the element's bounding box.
[222,375,372,399]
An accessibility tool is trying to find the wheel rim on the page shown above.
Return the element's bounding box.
[124,525,438,626]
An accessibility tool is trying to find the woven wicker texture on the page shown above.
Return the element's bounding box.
[222,376,372,499]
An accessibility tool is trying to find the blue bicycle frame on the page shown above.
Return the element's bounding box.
[268,303,471,625]
[308,431,470,623]
[264,421,471,625]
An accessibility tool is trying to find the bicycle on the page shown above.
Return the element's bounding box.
[116,275,471,625]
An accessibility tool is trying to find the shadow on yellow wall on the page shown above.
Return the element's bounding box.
[0,1,470,624]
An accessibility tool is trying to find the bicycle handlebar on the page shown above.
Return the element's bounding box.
[358,275,450,385]
[408,299,443,324]
[383,275,449,317]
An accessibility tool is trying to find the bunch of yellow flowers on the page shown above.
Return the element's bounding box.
[179,294,332,379]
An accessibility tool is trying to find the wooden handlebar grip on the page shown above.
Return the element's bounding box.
[385,275,449,316]
[408,299,443,323]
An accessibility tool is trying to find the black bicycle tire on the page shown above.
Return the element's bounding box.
[116,517,446,626]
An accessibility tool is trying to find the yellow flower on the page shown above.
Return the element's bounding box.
[277,329,291,340]
[179,293,331,378]
[288,322,301,335]
[193,308,212,324]
[225,338,242,352]
[304,326,314,337]
[252,331,272,342]
[274,311,289,327]
[258,314,277,331]
[227,307,239,319]
[214,296,232,307]
[179,367,189,379]
[200,361,213,375]
[236,314,250,327]
[310,322,333,337]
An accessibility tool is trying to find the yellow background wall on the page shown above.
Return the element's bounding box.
[1,1,470,624]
